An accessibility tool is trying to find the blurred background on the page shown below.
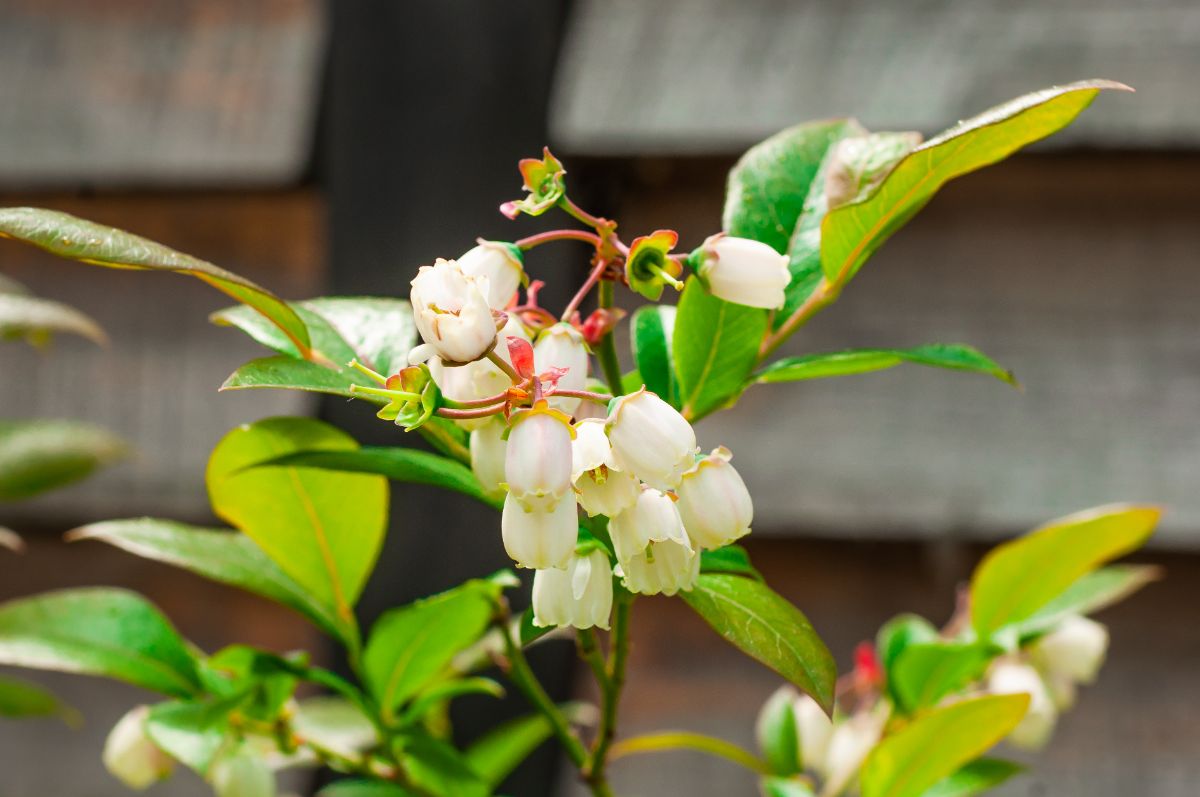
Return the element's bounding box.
[1,1,1198,795]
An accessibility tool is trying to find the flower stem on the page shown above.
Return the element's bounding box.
[586,595,632,793]
[551,388,613,405]
[486,346,524,384]
[562,257,611,321]
[595,280,625,396]
[558,196,612,232]
[516,228,603,250]
[608,731,772,775]
[435,405,505,420]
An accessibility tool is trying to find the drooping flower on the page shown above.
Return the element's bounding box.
[501,491,578,570]
[675,446,753,550]
[1030,614,1109,686]
[102,706,174,789]
[986,658,1057,749]
[535,323,589,414]
[616,536,699,596]
[506,402,574,512]
[690,233,790,309]
[470,418,507,499]
[429,315,530,429]
[408,258,499,365]
[606,388,697,491]
[793,694,834,773]
[819,708,886,795]
[608,486,691,564]
[532,548,614,630]
[458,240,525,310]
[571,419,640,518]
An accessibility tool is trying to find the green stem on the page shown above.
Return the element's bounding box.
[596,280,625,395]
[417,420,471,464]
[757,276,838,361]
[577,629,610,691]
[587,595,632,793]
[608,731,772,775]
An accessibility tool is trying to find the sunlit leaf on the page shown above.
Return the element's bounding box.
[220,355,359,398]
[921,758,1023,797]
[755,345,1014,387]
[1015,564,1162,639]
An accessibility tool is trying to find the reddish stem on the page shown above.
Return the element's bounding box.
[516,229,602,251]
[436,405,506,420]
[562,257,611,322]
[550,388,613,405]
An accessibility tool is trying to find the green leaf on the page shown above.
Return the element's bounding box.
[921,758,1023,797]
[400,732,489,797]
[69,518,350,644]
[681,574,836,714]
[364,582,499,721]
[221,355,359,398]
[0,207,312,358]
[0,675,76,722]
[207,417,388,633]
[249,447,499,510]
[0,587,202,697]
[824,132,923,210]
[400,677,504,725]
[756,687,800,775]
[760,776,816,797]
[876,614,939,676]
[320,782,415,797]
[518,606,554,647]
[465,711,561,789]
[630,305,679,406]
[821,81,1132,291]
[1015,564,1162,639]
[755,345,1014,386]
[674,278,768,421]
[724,119,866,255]
[0,293,106,346]
[0,419,127,501]
[145,697,238,775]
[699,545,763,581]
[970,504,1160,638]
[891,642,996,713]
[860,694,1030,797]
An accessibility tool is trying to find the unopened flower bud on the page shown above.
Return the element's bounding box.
[692,234,790,309]
[987,658,1057,750]
[506,404,574,511]
[616,537,699,596]
[532,548,614,630]
[535,323,589,415]
[102,706,173,789]
[820,709,884,795]
[607,388,697,491]
[501,491,578,570]
[409,258,499,366]
[458,240,524,311]
[212,751,275,797]
[675,446,753,550]
[1030,615,1108,685]
[430,316,530,430]
[793,694,833,773]
[571,419,640,518]
[608,487,691,564]
[470,418,507,499]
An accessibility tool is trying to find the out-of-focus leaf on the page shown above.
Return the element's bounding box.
[0,527,23,552]
[859,694,1029,797]
[760,776,817,797]
[756,687,800,775]
[1015,564,1162,639]
[220,355,359,398]
[464,708,591,789]
[699,545,763,581]
[0,588,202,697]
[293,696,379,762]
[0,419,127,501]
[400,732,489,797]
[681,574,836,714]
[970,504,1159,638]
[630,305,679,406]
[876,614,939,677]
[400,677,504,725]
[674,278,768,421]
[755,345,1014,387]
[207,417,388,635]
[0,293,106,345]
[891,642,996,713]
[921,758,1023,797]
[0,207,311,358]
[145,697,239,775]
[319,781,415,797]
[0,675,77,723]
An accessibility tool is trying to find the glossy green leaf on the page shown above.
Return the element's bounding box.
[891,642,996,713]
[0,293,106,346]
[320,782,415,797]
[921,758,1023,797]
[970,504,1160,638]
[821,81,1131,290]
[876,614,939,677]
[0,419,127,501]
[756,687,800,775]
[465,710,565,789]
[207,417,388,632]
[0,207,311,358]
[400,732,489,797]
[681,574,836,713]
[860,694,1029,797]
[630,305,679,406]
[69,518,350,644]
[0,675,76,722]
[249,447,499,510]
[518,606,554,647]
[755,345,1014,386]
[699,545,763,581]
[0,588,202,697]
[220,355,359,398]
[674,278,768,421]
[1015,564,1162,639]
[145,698,238,775]
[364,582,498,721]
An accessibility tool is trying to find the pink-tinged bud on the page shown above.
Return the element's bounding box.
[675,446,752,550]
[535,323,589,415]
[212,751,275,797]
[607,388,697,491]
[102,706,173,789]
[820,708,885,794]
[608,487,691,564]
[501,491,578,570]
[408,258,499,365]
[532,549,614,630]
[986,658,1057,750]
[616,536,699,596]
[506,404,574,511]
[1030,615,1108,685]
[693,234,790,309]
[458,240,524,311]
[792,694,833,773]
[570,420,640,518]
[470,418,507,499]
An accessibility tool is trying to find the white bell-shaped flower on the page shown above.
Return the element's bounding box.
[470,418,507,499]
[675,446,753,550]
[501,491,578,570]
[212,751,275,797]
[535,323,589,415]
[617,537,699,596]
[793,694,833,773]
[429,316,530,430]
[505,403,574,511]
[819,709,884,795]
[102,706,174,789]
[457,240,524,310]
[693,233,790,310]
[532,548,614,630]
[571,419,639,518]
[608,486,692,564]
[1030,614,1109,685]
[607,388,697,491]
[408,258,498,365]
[986,658,1057,750]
